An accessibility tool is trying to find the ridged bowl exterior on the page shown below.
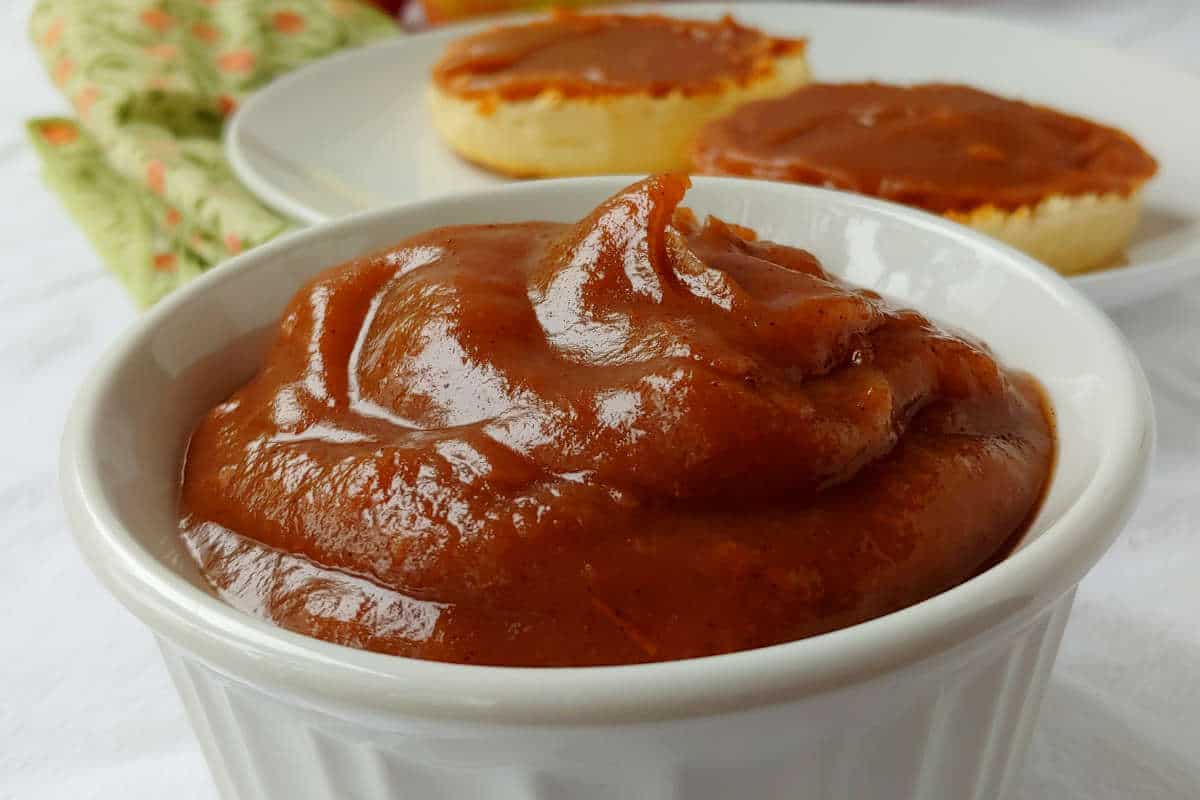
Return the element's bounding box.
[161,592,1073,800]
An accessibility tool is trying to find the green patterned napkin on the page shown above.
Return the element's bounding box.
[28,0,396,307]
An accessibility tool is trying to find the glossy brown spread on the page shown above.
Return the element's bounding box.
[179,174,1054,667]
[692,83,1157,214]
[431,12,806,101]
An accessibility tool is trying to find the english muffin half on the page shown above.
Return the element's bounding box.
[429,12,809,177]
[691,83,1157,275]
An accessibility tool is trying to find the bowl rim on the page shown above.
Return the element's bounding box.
[60,176,1154,725]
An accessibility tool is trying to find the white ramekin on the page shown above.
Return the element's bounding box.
[61,177,1153,800]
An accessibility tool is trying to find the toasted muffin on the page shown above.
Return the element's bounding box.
[428,12,809,177]
[947,193,1142,275]
[691,83,1158,274]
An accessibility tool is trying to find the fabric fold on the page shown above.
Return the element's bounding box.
[27,0,397,307]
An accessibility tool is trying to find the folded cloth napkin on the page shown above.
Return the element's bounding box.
[27,0,396,307]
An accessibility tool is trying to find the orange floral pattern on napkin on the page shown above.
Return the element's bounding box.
[28,0,396,306]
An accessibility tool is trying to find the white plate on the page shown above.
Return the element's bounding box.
[227,1,1200,309]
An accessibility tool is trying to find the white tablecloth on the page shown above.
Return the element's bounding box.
[2,2,1197,797]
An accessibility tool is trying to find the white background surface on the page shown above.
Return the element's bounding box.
[2,1,1198,798]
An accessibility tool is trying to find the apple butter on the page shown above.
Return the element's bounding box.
[180,174,1054,666]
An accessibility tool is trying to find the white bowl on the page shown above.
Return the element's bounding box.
[61,177,1153,800]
